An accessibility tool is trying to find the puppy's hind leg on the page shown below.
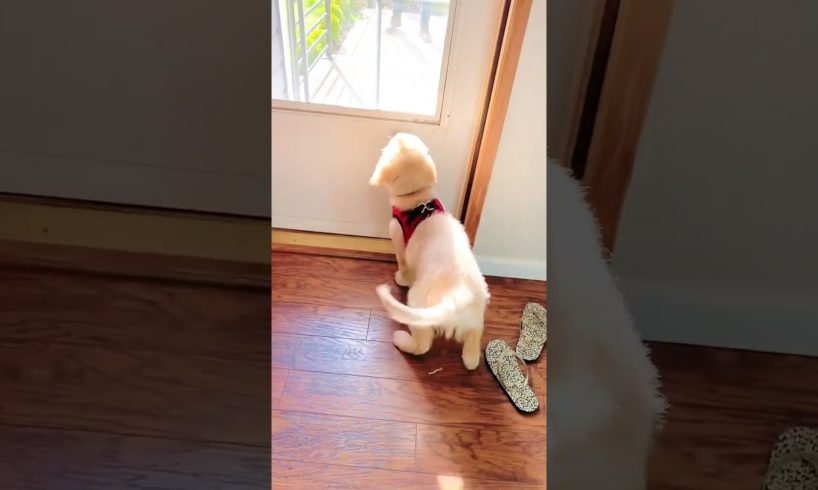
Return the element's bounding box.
[389,219,413,287]
[461,328,482,370]
[393,326,434,356]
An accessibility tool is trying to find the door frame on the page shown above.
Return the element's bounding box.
[272,0,506,240]
[273,0,533,253]
[558,0,674,253]
[460,0,533,244]
[272,0,674,255]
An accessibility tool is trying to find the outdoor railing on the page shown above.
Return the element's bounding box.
[284,0,333,102]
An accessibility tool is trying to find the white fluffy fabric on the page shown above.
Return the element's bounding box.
[548,160,666,489]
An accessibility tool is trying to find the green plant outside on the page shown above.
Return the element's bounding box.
[296,0,367,65]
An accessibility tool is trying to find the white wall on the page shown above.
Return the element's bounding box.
[474,0,547,281]
[0,1,269,217]
[612,1,818,355]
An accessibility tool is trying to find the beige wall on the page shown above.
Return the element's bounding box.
[474,0,597,279]
[474,0,548,280]
[0,1,269,216]
[612,0,818,355]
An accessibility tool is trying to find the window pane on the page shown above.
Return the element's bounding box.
[272,0,452,117]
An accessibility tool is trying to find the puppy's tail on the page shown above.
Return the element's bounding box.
[375,283,470,327]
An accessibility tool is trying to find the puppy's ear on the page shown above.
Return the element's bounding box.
[369,159,394,187]
[369,167,383,186]
[424,155,438,185]
[371,136,402,186]
[392,133,411,150]
[392,132,428,153]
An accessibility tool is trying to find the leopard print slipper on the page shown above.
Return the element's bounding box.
[764,426,818,490]
[516,302,547,361]
[486,339,539,413]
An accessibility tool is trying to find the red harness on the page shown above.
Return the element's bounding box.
[392,199,445,244]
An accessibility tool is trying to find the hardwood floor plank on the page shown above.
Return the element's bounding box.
[272,410,416,471]
[271,253,547,318]
[0,342,268,446]
[292,334,546,401]
[651,343,818,418]
[648,402,781,490]
[294,334,484,384]
[0,269,269,361]
[272,332,304,369]
[415,424,546,485]
[271,460,545,489]
[486,276,548,316]
[272,368,289,409]
[365,311,401,342]
[271,251,551,487]
[482,276,547,346]
[649,342,818,489]
[364,315,547,403]
[279,370,545,428]
[0,425,268,490]
[17,245,818,489]
[272,302,370,339]
[272,252,393,309]
[273,252,548,350]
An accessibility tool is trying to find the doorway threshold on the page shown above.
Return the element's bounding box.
[272,228,395,262]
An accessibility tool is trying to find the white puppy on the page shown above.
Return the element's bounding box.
[370,133,490,370]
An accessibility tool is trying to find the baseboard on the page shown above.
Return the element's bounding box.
[271,229,395,262]
[0,197,269,264]
[272,242,396,262]
[476,255,547,281]
[620,277,818,357]
[271,229,393,253]
[0,239,269,289]
[0,196,269,287]
[271,230,548,280]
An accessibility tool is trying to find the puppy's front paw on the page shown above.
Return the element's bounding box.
[462,351,480,370]
[395,269,411,287]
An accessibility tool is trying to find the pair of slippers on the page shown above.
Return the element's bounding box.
[765,426,818,489]
[485,302,547,413]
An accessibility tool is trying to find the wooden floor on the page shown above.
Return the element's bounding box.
[271,251,548,488]
[272,251,818,490]
[648,343,818,489]
[0,260,271,489]
[3,248,818,489]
